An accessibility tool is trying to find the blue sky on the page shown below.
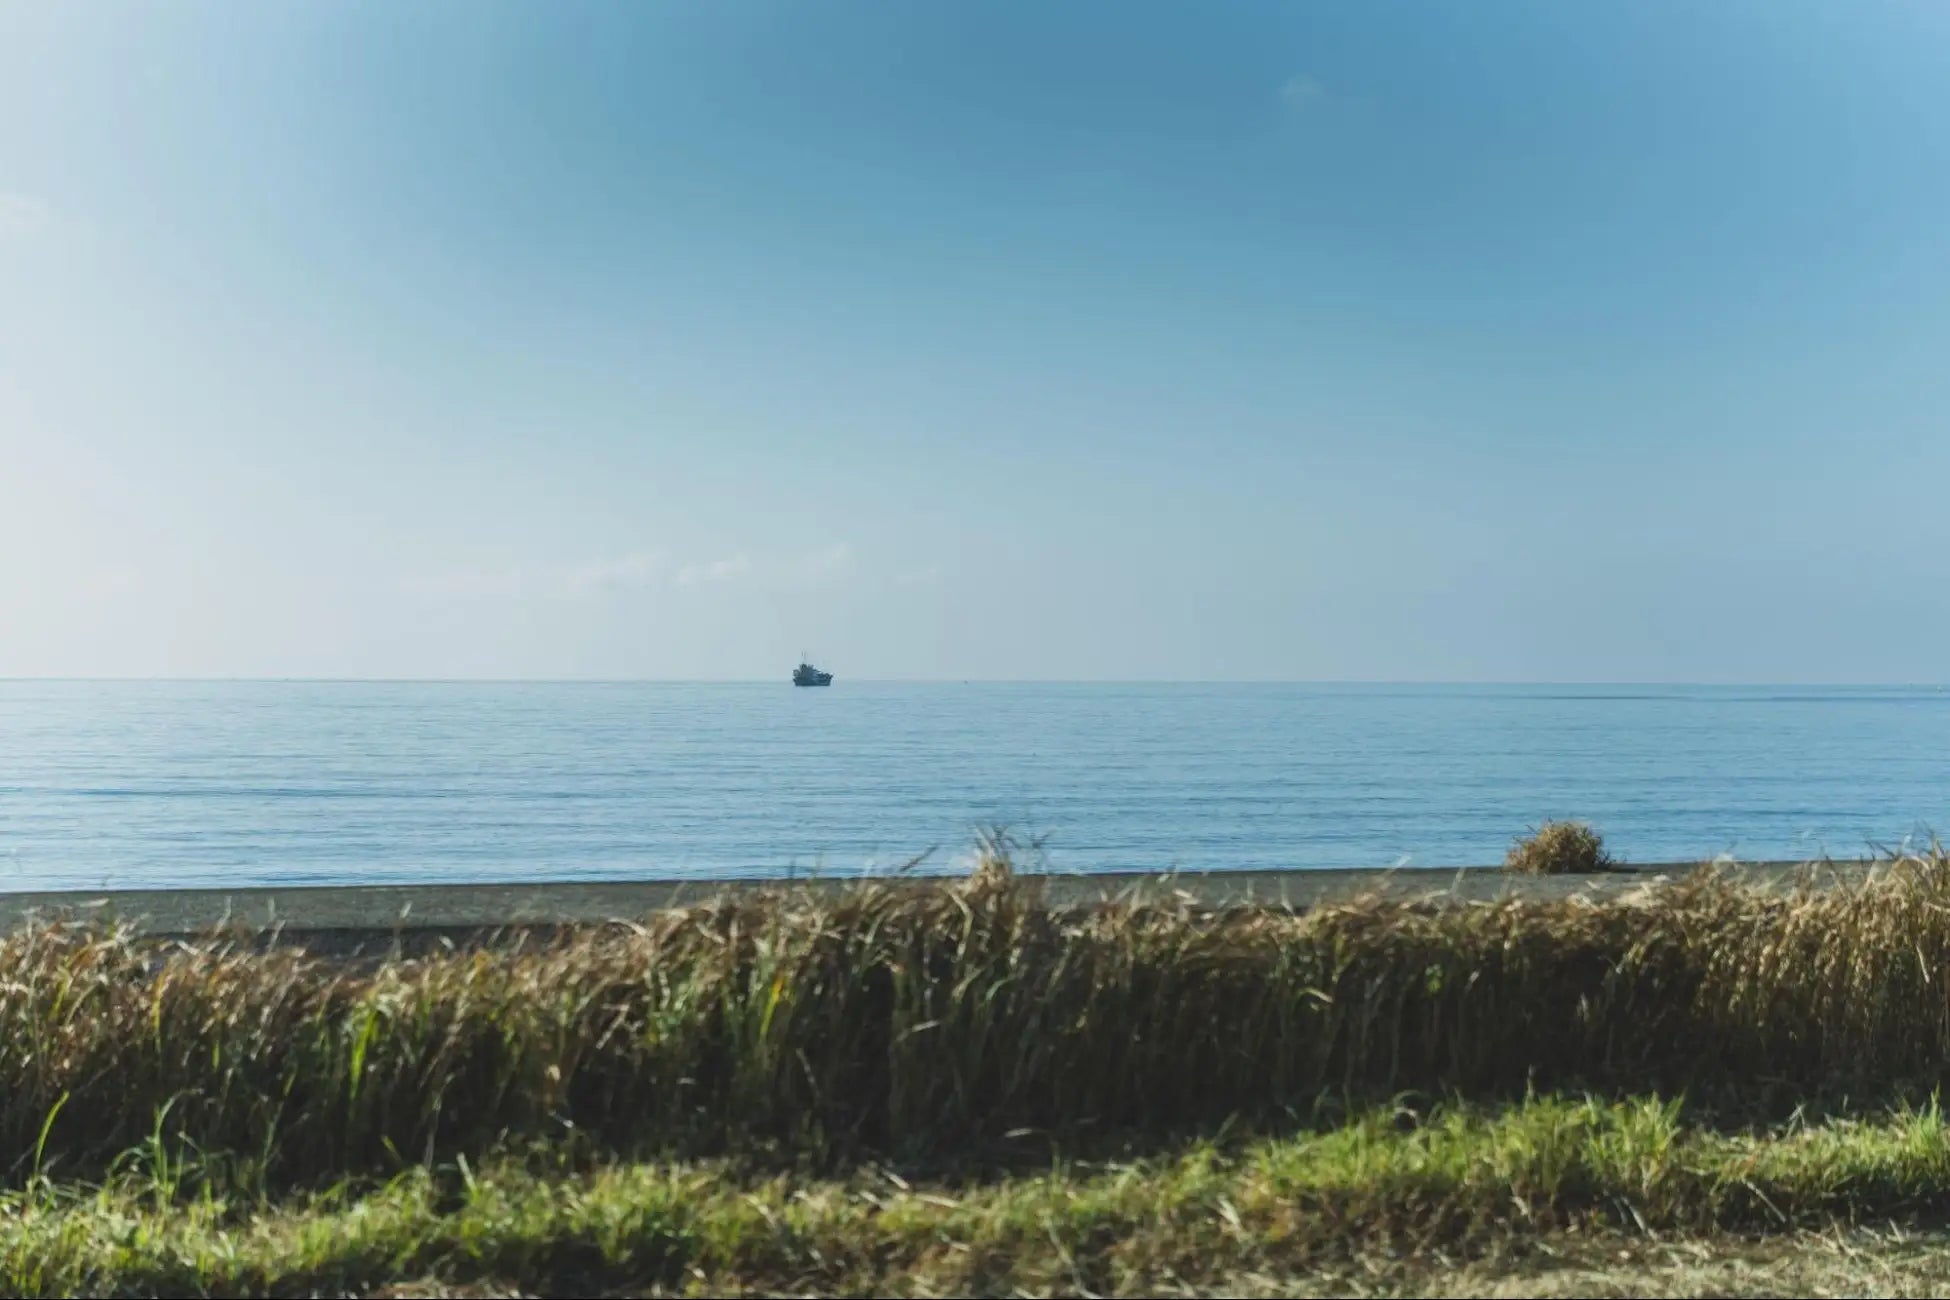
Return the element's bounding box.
[3,1,1949,680]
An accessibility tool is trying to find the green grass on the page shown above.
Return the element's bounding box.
[14,850,1950,1190]
[8,1097,1950,1296]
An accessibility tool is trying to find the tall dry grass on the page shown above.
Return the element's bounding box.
[5,850,1950,1185]
[1504,820,1613,873]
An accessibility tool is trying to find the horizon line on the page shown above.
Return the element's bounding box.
[3,677,1948,689]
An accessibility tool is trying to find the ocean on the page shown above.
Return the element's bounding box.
[2,680,1949,891]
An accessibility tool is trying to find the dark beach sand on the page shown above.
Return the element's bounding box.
[0,859,1879,957]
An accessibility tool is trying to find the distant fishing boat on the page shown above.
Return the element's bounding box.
[792,657,834,687]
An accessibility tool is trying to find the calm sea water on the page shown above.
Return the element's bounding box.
[3,681,1950,891]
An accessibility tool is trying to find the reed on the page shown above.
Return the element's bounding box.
[6,847,1950,1186]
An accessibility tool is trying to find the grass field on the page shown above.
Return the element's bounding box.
[10,1098,1950,1295]
[11,846,1950,1293]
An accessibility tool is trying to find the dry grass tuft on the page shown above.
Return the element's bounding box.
[1505,820,1613,873]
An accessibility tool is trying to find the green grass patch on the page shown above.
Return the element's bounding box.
[9,1097,1950,1296]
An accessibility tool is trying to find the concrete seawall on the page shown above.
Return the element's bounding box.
[0,859,1892,954]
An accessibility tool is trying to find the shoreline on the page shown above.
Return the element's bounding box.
[0,858,1890,948]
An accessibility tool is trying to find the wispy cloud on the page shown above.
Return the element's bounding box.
[407,543,863,599]
[399,565,531,599]
[676,554,752,586]
[791,542,855,581]
[1278,75,1326,112]
[564,550,668,595]
[76,567,141,601]
[894,564,942,588]
[0,193,50,238]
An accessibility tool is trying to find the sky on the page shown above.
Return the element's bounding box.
[3,1,1950,681]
